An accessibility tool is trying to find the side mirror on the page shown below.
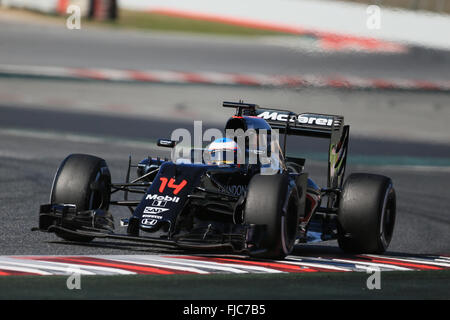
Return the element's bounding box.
[157,139,177,148]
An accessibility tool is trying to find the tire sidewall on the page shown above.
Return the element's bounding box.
[51,154,111,212]
[50,154,111,242]
[338,173,396,253]
[245,173,299,259]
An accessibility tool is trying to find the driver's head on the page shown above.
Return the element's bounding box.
[206,138,240,165]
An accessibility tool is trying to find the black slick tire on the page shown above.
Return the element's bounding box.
[338,173,396,253]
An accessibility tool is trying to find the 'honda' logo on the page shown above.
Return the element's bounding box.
[141,219,158,226]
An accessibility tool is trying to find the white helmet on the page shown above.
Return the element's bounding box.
[206,138,240,165]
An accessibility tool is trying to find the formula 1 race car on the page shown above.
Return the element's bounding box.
[35,101,396,259]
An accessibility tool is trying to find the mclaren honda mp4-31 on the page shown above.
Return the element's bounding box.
[35,101,396,259]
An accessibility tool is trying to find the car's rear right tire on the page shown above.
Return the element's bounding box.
[337,173,396,253]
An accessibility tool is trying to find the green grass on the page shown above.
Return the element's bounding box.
[97,10,292,37]
[1,270,449,300]
[2,7,294,37]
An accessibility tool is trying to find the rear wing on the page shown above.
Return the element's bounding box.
[223,101,349,190]
[223,101,343,138]
[253,109,343,139]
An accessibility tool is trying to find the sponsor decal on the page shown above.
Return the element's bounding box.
[141,218,158,226]
[143,206,169,214]
[145,194,180,203]
[152,200,167,207]
[257,111,340,127]
[142,214,163,220]
[219,185,247,196]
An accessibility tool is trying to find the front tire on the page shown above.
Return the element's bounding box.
[50,154,112,242]
[338,173,396,253]
[245,174,299,259]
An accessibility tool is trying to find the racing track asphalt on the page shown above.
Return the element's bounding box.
[1,18,450,82]
[0,105,449,256]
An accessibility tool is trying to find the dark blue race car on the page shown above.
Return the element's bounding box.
[36,101,396,259]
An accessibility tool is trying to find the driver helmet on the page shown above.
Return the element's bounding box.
[206,138,240,165]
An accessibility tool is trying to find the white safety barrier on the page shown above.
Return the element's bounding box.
[3,0,450,49]
[1,0,60,13]
[119,0,450,50]
[1,0,113,19]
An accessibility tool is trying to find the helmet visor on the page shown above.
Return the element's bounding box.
[209,149,236,165]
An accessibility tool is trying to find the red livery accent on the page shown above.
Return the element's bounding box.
[159,177,187,195]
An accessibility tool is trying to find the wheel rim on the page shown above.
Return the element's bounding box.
[89,170,109,210]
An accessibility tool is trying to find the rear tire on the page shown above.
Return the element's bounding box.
[245,174,299,259]
[50,154,111,242]
[338,173,396,253]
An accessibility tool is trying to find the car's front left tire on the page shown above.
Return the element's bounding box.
[50,153,112,242]
[244,173,299,259]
